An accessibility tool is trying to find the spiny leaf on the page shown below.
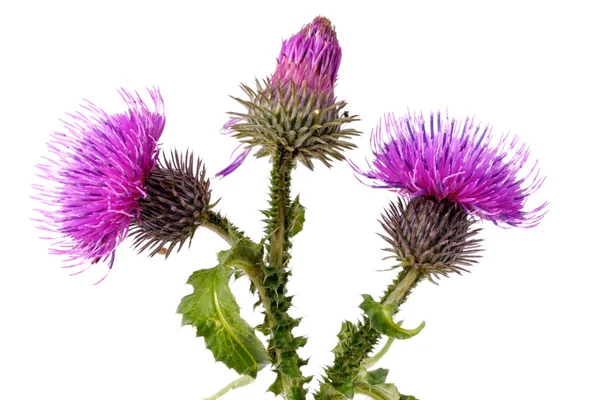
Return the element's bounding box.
[268,376,283,397]
[177,265,269,378]
[268,376,312,400]
[290,195,306,237]
[366,368,389,385]
[359,295,425,340]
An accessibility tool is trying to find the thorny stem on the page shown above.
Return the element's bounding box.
[204,210,245,244]
[203,149,308,399]
[264,147,308,399]
[316,267,422,399]
[382,268,421,306]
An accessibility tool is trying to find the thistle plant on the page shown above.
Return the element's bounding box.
[33,16,546,400]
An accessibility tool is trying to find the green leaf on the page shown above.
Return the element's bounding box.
[399,396,419,400]
[366,368,389,385]
[318,383,348,400]
[290,195,306,237]
[217,237,263,273]
[359,295,425,340]
[267,376,283,397]
[337,379,355,399]
[354,368,401,400]
[355,382,402,400]
[177,265,269,378]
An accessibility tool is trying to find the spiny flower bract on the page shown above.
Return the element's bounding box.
[33,88,165,277]
[380,197,482,277]
[217,16,359,177]
[130,150,212,258]
[352,112,547,227]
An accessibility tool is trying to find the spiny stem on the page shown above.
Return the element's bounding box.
[268,148,293,266]
[382,268,421,306]
[264,147,308,399]
[203,151,309,398]
[203,210,246,245]
[316,267,422,399]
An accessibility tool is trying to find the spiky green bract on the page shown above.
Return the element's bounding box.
[229,79,360,170]
[261,148,310,399]
[380,196,482,279]
[177,265,269,378]
[316,268,422,399]
[129,150,211,257]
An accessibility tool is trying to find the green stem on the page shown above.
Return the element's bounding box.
[362,336,394,370]
[316,267,422,399]
[382,268,421,306]
[268,149,293,266]
[263,147,308,399]
[203,150,308,398]
[204,375,255,400]
[203,210,245,245]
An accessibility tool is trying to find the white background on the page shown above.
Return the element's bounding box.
[1,1,598,399]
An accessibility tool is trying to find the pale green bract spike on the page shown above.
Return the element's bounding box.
[177,265,269,378]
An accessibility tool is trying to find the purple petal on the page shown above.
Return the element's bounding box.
[215,146,252,178]
[33,87,165,277]
[351,111,547,228]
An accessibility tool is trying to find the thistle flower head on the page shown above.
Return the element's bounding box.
[271,16,341,96]
[216,16,359,177]
[352,112,547,227]
[380,197,482,278]
[33,88,165,277]
[129,150,212,257]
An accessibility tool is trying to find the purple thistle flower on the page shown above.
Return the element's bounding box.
[351,112,547,228]
[33,88,165,279]
[271,15,341,96]
[217,16,357,178]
